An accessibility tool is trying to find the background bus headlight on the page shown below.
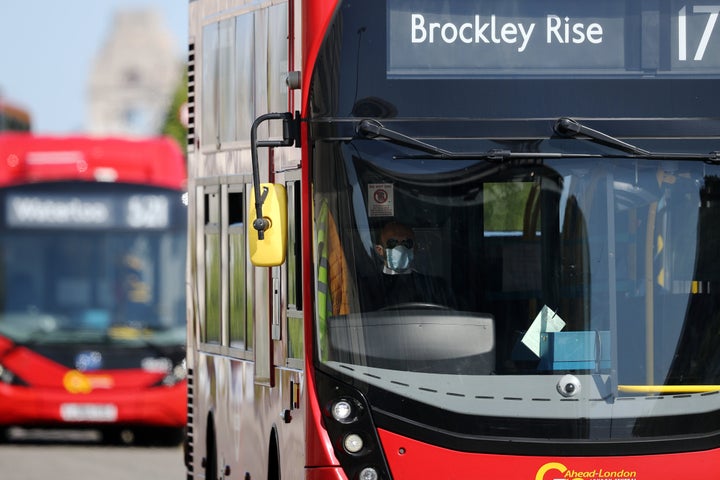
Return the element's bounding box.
[0,363,25,385]
[159,359,186,386]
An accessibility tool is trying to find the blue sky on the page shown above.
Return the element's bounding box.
[0,1,187,134]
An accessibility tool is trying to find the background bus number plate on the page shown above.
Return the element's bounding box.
[60,403,118,422]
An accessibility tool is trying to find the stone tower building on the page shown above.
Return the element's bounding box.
[87,9,181,136]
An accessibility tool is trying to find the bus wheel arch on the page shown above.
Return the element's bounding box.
[268,426,281,480]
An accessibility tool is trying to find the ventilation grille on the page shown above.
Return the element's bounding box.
[187,42,196,153]
[185,367,195,477]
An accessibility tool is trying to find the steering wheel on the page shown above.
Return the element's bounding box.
[379,302,450,311]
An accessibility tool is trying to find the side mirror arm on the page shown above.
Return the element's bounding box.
[250,112,300,239]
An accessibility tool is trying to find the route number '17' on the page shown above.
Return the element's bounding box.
[679,5,720,60]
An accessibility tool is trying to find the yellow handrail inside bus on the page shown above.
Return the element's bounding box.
[618,385,720,394]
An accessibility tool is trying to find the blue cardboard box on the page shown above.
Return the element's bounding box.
[538,331,610,371]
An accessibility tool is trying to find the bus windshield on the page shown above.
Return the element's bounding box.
[0,183,186,347]
[314,133,720,445]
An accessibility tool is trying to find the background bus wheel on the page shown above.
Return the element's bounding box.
[155,427,185,446]
[120,429,135,444]
[125,426,185,446]
[102,427,135,445]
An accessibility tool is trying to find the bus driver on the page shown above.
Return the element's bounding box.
[363,221,456,310]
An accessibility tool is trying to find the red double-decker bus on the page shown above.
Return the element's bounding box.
[186,0,720,478]
[0,133,187,444]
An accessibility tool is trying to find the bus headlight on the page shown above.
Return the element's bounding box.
[317,371,392,480]
[359,467,379,480]
[343,433,364,454]
[332,399,356,423]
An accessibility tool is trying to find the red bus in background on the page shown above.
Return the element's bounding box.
[187,0,720,479]
[0,133,187,444]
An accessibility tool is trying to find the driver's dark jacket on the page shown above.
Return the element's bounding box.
[359,270,456,310]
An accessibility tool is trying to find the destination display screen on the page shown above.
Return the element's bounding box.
[387,0,720,77]
[5,192,179,230]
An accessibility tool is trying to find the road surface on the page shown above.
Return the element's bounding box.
[0,428,186,480]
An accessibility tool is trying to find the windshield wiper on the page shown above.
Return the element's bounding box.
[356,118,720,162]
[554,117,650,155]
[555,117,720,162]
[356,119,596,161]
[356,119,453,156]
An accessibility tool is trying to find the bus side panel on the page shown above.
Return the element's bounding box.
[194,353,304,480]
[186,0,313,477]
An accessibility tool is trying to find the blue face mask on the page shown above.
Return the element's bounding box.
[386,245,413,271]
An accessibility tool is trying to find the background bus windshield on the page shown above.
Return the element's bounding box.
[0,184,186,345]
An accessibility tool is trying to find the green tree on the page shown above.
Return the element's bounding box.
[160,68,188,154]
[484,182,535,232]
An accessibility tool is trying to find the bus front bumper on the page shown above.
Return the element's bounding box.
[0,381,186,428]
